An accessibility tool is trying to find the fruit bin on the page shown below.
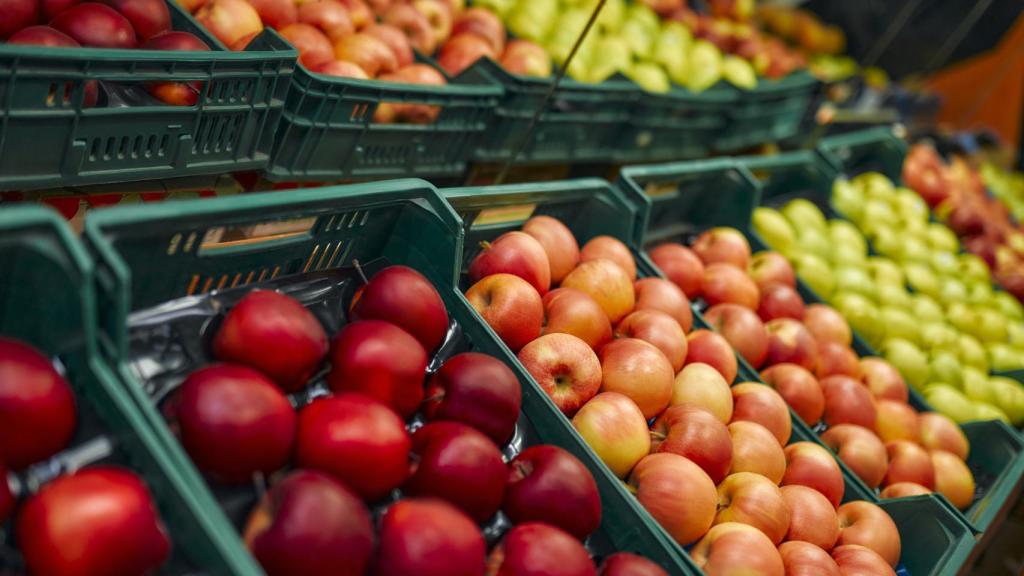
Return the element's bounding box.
[0,206,265,575]
[617,154,1024,537]
[817,126,909,184]
[83,179,697,574]
[0,2,296,193]
[714,71,819,153]
[441,177,975,576]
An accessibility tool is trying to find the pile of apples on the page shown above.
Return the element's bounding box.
[0,0,212,106]
[0,337,173,575]
[463,217,905,575]
[754,174,1024,428]
[648,227,979,511]
[168,264,669,576]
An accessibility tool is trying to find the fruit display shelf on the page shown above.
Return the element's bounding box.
[617,155,1024,537]
[0,1,296,193]
[0,206,262,575]
[442,178,975,576]
[82,179,694,575]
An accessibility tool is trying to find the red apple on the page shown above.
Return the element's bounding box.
[412,0,451,45]
[351,265,450,352]
[375,63,446,122]
[374,499,486,576]
[523,215,580,283]
[503,445,602,539]
[781,485,839,550]
[628,453,718,546]
[778,541,841,576]
[423,352,521,445]
[499,39,551,77]
[542,288,613,350]
[879,482,932,499]
[685,330,738,383]
[100,0,170,42]
[246,0,297,28]
[598,553,668,576]
[1,0,39,39]
[8,25,76,46]
[450,5,504,52]
[918,413,969,460]
[702,263,760,309]
[244,470,373,576]
[670,362,733,423]
[875,400,920,444]
[714,472,789,544]
[614,310,687,372]
[759,363,824,425]
[599,338,674,419]
[295,393,410,501]
[381,2,434,53]
[363,23,413,67]
[649,243,704,298]
[314,59,370,78]
[651,405,732,483]
[781,442,844,508]
[692,227,752,269]
[832,545,897,576]
[561,259,635,324]
[821,375,877,430]
[298,0,353,41]
[748,251,796,290]
[730,382,791,445]
[836,501,901,567]
[815,341,860,379]
[633,277,693,333]
[438,32,495,76]
[572,392,650,478]
[518,333,601,416]
[764,318,818,370]
[175,364,295,484]
[470,231,551,296]
[703,303,768,368]
[820,425,887,489]
[580,236,637,281]
[691,522,785,576]
[486,522,596,576]
[50,2,135,47]
[142,32,211,106]
[930,449,975,510]
[803,304,852,347]
[466,273,544,352]
[43,0,78,19]
[195,0,263,48]
[0,462,11,524]
[0,337,77,470]
[757,283,805,321]
[728,421,786,483]
[858,358,908,404]
[16,467,170,576]
[335,0,371,28]
[333,32,398,76]
[230,31,259,50]
[280,23,336,67]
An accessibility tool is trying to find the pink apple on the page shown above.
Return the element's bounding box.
[692,227,752,269]
[599,338,674,420]
[702,263,760,310]
[816,341,861,379]
[728,421,786,483]
[757,283,805,321]
[918,413,969,460]
[875,400,920,444]
[649,243,704,298]
[803,304,852,347]
[859,358,908,404]
[466,273,543,352]
[764,318,818,370]
[760,363,825,425]
[651,405,733,484]
[821,375,877,431]
[781,442,845,508]
[714,472,790,544]
[685,330,738,384]
[572,392,650,478]
[781,484,839,550]
[628,453,718,546]
[749,251,796,290]
[522,215,579,283]
[836,501,901,567]
[670,362,733,423]
[820,425,887,489]
[580,235,637,281]
[614,310,687,372]
[634,277,693,332]
[518,333,601,416]
[469,231,551,296]
[542,288,613,351]
[779,541,841,576]
[691,523,785,576]
[730,382,791,445]
[703,303,768,368]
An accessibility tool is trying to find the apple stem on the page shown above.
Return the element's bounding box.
[650,431,666,441]
[352,259,368,284]
[479,240,492,251]
[624,483,638,496]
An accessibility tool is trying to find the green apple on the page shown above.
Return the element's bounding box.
[988,376,1024,425]
[833,292,884,346]
[543,9,588,63]
[619,19,654,60]
[926,223,960,253]
[994,291,1024,321]
[833,266,876,301]
[901,218,929,240]
[685,40,723,92]
[972,401,1011,424]
[928,349,963,389]
[590,0,624,32]
[987,342,1024,371]
[852,172,895,200]
[858,199,897,238]
[959,253,991,284]
[893,188,929,223]
[896,236,931,264]
[832,244,868,268]
[587,36,632,83]
[919,321,958,352]
[782,199,828,234]
[937,277,968,305]
[752,207,796,255]
[625,3,659,32]
[972,307,1009,343]
[831,179,864,221]
[722,55,757,89]
[1008,323,1024,348]
[654,21,691,81]
[867,257,904,286]
[876,283,912,309]
[944,302,976,335]
[508,0,558,42]
[966,281,994,306]
[795,254,836,299]
[923,384,975,423]
[829,220,867,256]
[627,62,669,93]
[910,294,945,323]
[796,227,831,261]
[929,251,959,277]
[903,262,940,298]
[880,306,920,345]
[958,334,989,374]
[961,366,992,399]
[475,0,514,15]
[881,338,929,391]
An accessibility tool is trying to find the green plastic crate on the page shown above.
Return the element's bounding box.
[0,206,263,575]
[0,3,296,192]
[818,126,909,182]
[715,71,818,152]
[264,57,500,182]
[84,179,694,575]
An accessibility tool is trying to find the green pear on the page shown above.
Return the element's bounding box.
[684,40,723,92]
[961,366,992,399]
[928,349,963,389]
[903,262,940,299]
[829,220,868,256]
[722,56,757,89]
[654,21,691,81]
[988,377,1024,425]
[986,342,1024,371]
[910,294,945,323]
[876,283,912,309]
[619,19,653,60]
[926,223,960,253]
[957,333,989,372]
[508,0,558,42]
[919,321,958,352]
[880,306,920,346]
[625,3,659,32]
[752,207,796,255]
[831,179,864,221]
[797,227,831,261]
[626,62,669,93]
[971,401,1011,424]
[923,384,975,423]
[867,257,904,286]
[1008,323,1024,349]
[587,35,632,83]
[833,292,884,347]
[474,0,515,16]
[795,254,836,299]
[543,8,589,63]
[584,0,623,33]
[783,199,828,234]
[994,291,1024,321]
[834,266,876,301]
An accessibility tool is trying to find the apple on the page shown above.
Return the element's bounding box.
[884,440,935,490]
[651,405,732,484]
[730,382,791,445]
[821,375,877,430]
[423,352,520,444]
[333,32,398,75]
[350,265,449,352]
[714,472,789,544]
[518,333,601,416]
[614,310,687,372]
[649,243,704,298]
[794,254,836,299]
[244,470,373,576]
[880,482,931,499]
[881,339,929,392]
[599,338,673,419]
[831,293,883,348]
[701,263,760,310]
[246,0,297,28]
[298,0,354,41]
[450,6,505,53]
[374,63,446,123]
[100,0,169,42]
[930,449,975,510]
[764,318,818,371]
[195,0,263,48]
[313,59,369,78]
[541,288,612,350]
[413,0,453,45]
[572,392,650,478]
[836,501,901,567]
[522,216,579,284]
[598,553,668,576]
[141,31,210,105]
[50,3,135,48]
[363,23,414,67]
[504,445,601,539]
[858,358,908,403]
[727,421,785,483]
[815,341,860,379]
[500,38,552,76]
[670,362,733,423]
[778,541,841,576]
[561,259,635,323]
[470,231,551,296]
[16,467,170,576]
[748,251,796,290]
[486,522,596,576]
[691,522,785,576]
[752,207,797,256]
[175,364,295,484]
[628,453,718,546]
[760,363,825,425]
[756,283,805,322]
[633,277,693,332]
[374,499,486,576]
[820,425,887,489]
[1,0,39,39]
[438,32,495,76]
[692,227,751,269]
[918,412,969,460]
[8,25,78,47]
[466,273,543,352]
[781,485,839,550]
[832,545,897,576]
[295,393,409,501]
[703,303,768,368]
[875,400,919,444]
[0,337,77,470]
[685,330,738,384]
[580,236,637,281]
[382,2,435,53]
[781,442,844,508]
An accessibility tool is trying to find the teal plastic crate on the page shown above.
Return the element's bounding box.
[0,206,262,575]
[84,179,694,575]
[715,71,818,152]
[818,126,909,182]
[0,3,295,192]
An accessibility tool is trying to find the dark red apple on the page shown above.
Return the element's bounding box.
[598,553,668,576]
[0,461,13,524]
[0,337,77,470]
[503,445,602,540]
[487,522,596,576]
[423,352,522,445]
[326,320,427,419]
[295,393,410,502]
[42,0,76,19]
[50,3,136,48]
[244,470,374,576]
[756,283,805,321]
[175,364,296,484]
[469,231,552,296]
[374,499,486,576]
[8,25,75,45]
[100,0,170,41]
[351,265,450,352]
[142,31,211,106]
[1,0,40,38]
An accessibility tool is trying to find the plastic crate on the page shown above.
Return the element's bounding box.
[0,3,296,192]
[818,126,909,182]
[264,57,500,182]
[83,179,694,575]
[715,71,818,152]
[0,206,262,575]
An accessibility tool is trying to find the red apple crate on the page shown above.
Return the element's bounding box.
[83,178,698,575]
[0,2,296,193]
[617,155,1024,542]
[0,205,265,575]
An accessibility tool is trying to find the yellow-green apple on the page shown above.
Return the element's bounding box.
[298,0,355,41]
[753,207,797,256]
[702,263,761,310]
[651,405,732,483]
[918,413,969,460]
[821,375,877,430]
[628,453,717,546]
[879,482,931,499]
[727,421,786,483]
[413,0,453,45]
[764,318,818,371]
[614,310,687,372]
[382,3,435,53]
[714,472,790,545]
[450,6,505,53]
[794,254,836,298]
[881,338,929,393]
[685,330,738,383]
[333,32,398,76]
[858,358,908,403]
[633,278,693,332]
[836,501,901,567]
[802,304,852,347]
[561,259,635,323]
[485,522,595,576]
[815,341,860,379]
[820,425,887,489]
[466,273,543,352]
[517,333,600,416]
[874,400,919,444]
[693,227,752,269]
[930,450,975,510]
[749,251,796,290]
[831,545,897,576]
[469,231,551,296]
[760,363,825,425]
[580,235,637,281]
[374,499,486,575]
[703,303,768,369]
[542,288,612,351]
[522,215,579,283]
[598,553,669,576]
[423,352,521,445]
[757,283,805,322]
[438,32,494,76]
[884,440,934,490]
[778,541,841,576]
[503,445,601,539]
[780,485,840,550]
[781,442,844,508]
[649,243,704,298]
[730,383,791,445]
[572,392,650,478]
[691,522,785,576]
[599,338,674,419]
[670,362,733,423]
